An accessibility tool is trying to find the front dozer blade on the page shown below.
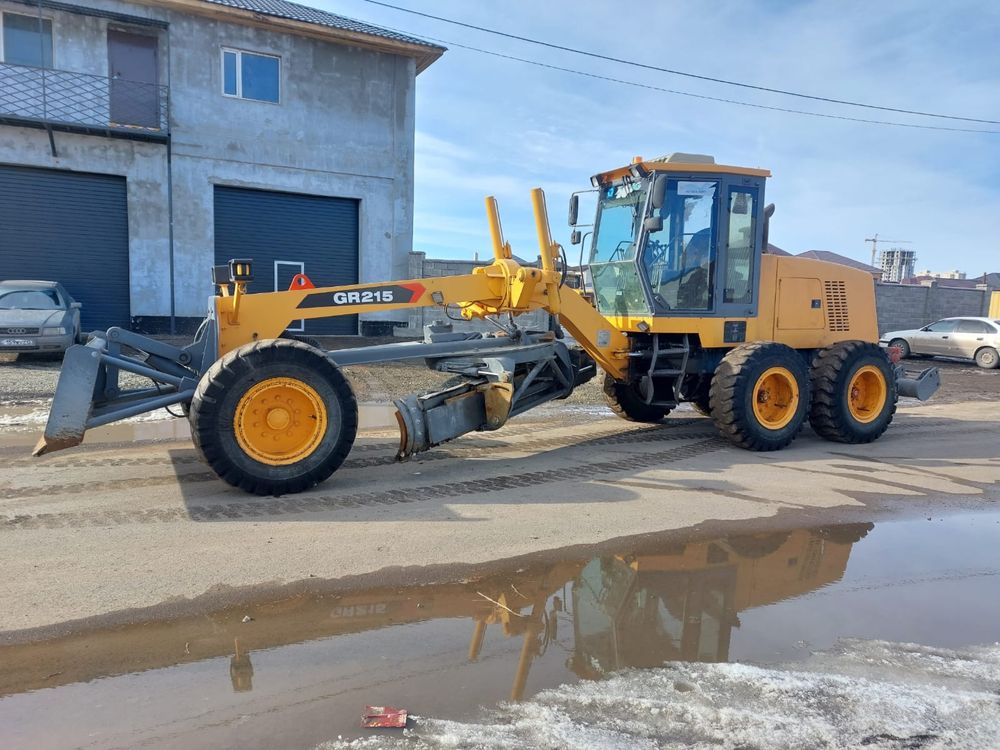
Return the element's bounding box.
[33,340,104,456]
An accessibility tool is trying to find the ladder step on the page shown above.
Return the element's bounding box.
[651,368,683,376]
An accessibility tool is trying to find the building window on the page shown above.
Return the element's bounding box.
[1,12,53,67]
[221,48,279,103]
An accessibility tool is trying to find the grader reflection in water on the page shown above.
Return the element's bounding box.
[227,524,865,701]
[0,523,870,709]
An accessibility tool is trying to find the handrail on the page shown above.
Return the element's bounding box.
[0,61,168,134]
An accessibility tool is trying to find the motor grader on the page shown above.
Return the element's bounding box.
[36,153,939,495]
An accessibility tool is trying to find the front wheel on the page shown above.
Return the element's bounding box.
[809,341,897,444]
[189,338,358,495]
[602,373,670,422]
[975,347,999,369]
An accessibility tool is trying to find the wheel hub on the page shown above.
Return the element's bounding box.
[234,378,327,465]
[847,366,887,424]
[752,367,798,430]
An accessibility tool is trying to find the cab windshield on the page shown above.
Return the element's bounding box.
[588,181,649,317]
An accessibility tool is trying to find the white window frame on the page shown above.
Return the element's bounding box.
[0,11,55,68]
[220,47,280,103]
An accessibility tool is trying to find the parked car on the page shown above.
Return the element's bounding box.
[880,316,1000,369]
[0,280,81,356]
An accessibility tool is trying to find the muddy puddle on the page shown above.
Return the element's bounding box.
[2,511,999,749]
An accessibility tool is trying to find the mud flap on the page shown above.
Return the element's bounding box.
[33,340,104,456]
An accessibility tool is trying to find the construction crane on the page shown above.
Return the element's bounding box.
[36,153,940,495]
[865,234,913,268]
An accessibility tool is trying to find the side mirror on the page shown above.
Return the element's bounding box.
[570,229,582,245]
[70,301,82,309]
[568,194,579,226]
[650,175,667,210]
[643,216,663,232]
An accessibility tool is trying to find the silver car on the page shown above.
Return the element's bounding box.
[0,280,82,356]
[880,316,1000,369]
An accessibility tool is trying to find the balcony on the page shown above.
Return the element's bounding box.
[0,62,168,142]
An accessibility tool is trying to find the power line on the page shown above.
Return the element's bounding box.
[363,0,1000,127]
[379,25,1000,134]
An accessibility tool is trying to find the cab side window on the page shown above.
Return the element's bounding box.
[724,189,756,304]
[642,180,717,311]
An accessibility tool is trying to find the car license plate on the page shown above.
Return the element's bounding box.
[0,338,35,347]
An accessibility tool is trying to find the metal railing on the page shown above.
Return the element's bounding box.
[0,62,168,136]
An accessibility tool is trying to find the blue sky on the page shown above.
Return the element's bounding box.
[327,0,999,274]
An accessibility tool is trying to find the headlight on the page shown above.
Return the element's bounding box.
[43,327,67,336]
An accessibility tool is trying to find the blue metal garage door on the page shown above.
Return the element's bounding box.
[213,186,360,336]
[0,165,130,331]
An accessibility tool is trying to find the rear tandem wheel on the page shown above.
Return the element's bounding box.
[189,338,358,495]
[708,342,810,451]
[808,340,897,443]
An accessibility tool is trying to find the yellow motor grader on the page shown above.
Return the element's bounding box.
[36,153,938,495]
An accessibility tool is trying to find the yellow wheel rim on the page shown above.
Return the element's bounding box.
[752,367,799,430]
[234,377,327,466]
[847,365,887,424]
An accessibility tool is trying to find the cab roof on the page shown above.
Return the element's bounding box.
[592,152,771,185]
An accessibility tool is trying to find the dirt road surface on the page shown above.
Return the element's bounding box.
[1,355,998,640]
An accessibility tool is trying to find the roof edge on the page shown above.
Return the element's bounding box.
[133,0,445,71]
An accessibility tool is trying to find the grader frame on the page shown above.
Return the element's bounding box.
[36,157,939,496]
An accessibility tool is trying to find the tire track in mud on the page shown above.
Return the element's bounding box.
[0,422,710,501]
[2,418,705,474]
[0,414,980,503]
[0,437,725,529]
[2,414,968,473]
[2,413,678,468]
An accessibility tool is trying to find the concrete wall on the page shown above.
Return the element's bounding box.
[397,252,550,337]
[0,0,417,330]
[875,283,997,334]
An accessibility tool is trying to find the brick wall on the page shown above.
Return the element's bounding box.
[397,252,550,337]
[875,283,996,334]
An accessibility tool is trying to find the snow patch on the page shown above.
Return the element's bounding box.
[0,401,175,428]
[318,639,1000,749]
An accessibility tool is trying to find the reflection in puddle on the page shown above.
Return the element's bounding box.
[2,515,999,750]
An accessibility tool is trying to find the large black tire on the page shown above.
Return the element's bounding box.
[281,332,323,350]
[602,372,670,422]
[709,342,810,451]
[189,338,357,495]
[809,341,897,444]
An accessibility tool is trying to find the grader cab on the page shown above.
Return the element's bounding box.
[36,153,939,495]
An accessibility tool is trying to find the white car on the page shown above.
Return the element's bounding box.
[880,316,1000,369]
